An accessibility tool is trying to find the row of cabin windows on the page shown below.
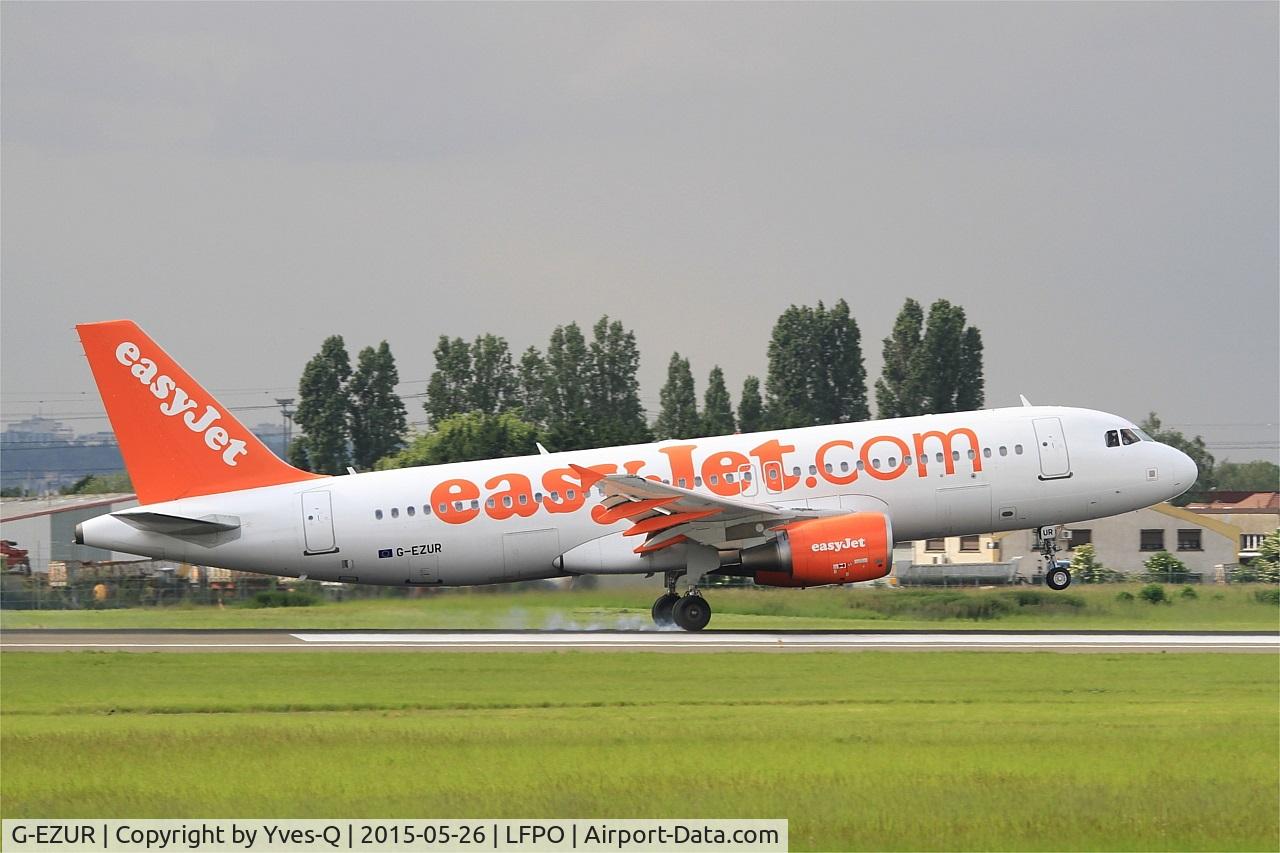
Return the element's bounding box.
[371,444,1033,519]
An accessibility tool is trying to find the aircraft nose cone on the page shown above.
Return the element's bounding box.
[1169,446,1198,495]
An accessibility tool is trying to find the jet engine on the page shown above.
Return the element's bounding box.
[739,512,893,587]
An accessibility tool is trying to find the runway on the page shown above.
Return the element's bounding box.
[2,629,1276,652]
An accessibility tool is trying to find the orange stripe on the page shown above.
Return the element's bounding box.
[623,509,720,537]
[595,497,679,525]
[634,534,688,555]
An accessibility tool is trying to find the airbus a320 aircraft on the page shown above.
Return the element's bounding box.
[74,321,1197,631]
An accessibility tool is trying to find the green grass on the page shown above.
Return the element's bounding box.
[4,584,1278,631]
[2,651,1277,851]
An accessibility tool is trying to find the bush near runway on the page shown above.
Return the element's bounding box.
[2,652,1276,851]
[3,583,1278,631]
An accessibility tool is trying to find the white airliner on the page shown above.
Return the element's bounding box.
[74,321,1197,630]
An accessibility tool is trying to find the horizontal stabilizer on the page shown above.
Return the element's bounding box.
[112,510,241,536]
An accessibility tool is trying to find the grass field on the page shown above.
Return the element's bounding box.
[4,583,1279,631]
[2,651,1277,851]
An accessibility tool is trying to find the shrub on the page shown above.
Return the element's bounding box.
[1253,588,1280,605]
[1142,551,1190,584]
[1069,544,1118,583]
[1115,590,1135,602]
[1179,585,1198,600]
[246,591,319,608]
[1139,583,1167,604]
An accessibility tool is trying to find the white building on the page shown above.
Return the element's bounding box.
[0,493,139,574]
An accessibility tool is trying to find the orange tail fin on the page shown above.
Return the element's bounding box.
[77,320,323,504]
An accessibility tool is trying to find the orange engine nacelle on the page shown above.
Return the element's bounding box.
[744,512,893,588]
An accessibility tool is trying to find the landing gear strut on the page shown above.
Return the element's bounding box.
[1037,525,1072,590]
[650,571,713,631]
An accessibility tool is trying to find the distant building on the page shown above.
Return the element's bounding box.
[0,493,139,574]
[1184,492,1279,561]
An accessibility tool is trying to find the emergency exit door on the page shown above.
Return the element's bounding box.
[301,490,338,554]
[1032,417,1072,480]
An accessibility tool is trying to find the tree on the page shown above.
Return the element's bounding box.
[874,298,925,418]
[378,412,540,468]
[701,366,736,436]
[955,326,985,411]
[587,316,651,446]
[1214,460,1280,492]
[467,334,517,415]
[1140,413,1216,500]
[1255,530,1280,583]
[516,346,549,428]
[654,352,700,440]
[737,376,764,433]
[424,336,472,426]
[764,300,868,428]
[348,341,408,470]
[877,298,984,417]
[543,322,592,451]
[1142,550,1190,584]
[1068,543,1115,583]
[294,335,352,474]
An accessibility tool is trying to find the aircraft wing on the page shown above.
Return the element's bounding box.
[569,464,831,555]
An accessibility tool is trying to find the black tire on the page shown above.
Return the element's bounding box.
[672,595,712,632]
[1046,567,1071,591]
[651,593,679,627]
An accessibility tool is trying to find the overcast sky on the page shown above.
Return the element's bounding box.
[3,2,1276,463]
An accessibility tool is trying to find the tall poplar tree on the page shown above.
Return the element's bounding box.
[294,335,352,475]
[424,336,472,426]
[348,341,407,469]
[875,298,926,418]
[587,316,651,446]
[543,322,592,451]
[468,334,517,415]
[737,376,765,433]
[516,346,549,428]
[954,326,985,411]
[764,300,867,427]
[701,365,736,436]
[654,353,700,440]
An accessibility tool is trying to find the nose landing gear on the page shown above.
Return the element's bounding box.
[1037,525,1072,590]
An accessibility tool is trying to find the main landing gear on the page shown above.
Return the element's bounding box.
[1037,525,1072,591]
[651,572,713,631]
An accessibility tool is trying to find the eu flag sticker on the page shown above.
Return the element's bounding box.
[378,548,393,559]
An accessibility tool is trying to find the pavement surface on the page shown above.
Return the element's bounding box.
[2,629,1277,652]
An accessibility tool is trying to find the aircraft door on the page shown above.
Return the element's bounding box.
[1032,417,1072,480]
[301,490,338,554]
[762,461,785,494]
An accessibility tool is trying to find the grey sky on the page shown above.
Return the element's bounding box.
[3,2,1277,463]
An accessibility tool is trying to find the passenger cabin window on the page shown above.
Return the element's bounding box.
[423,505,431,515]
[999,446,1008,457]
[1014,444,1024,455]
[1105,430,1120,448]
[406,506,415,517]
[390,507,399,519]
[374,509,383,520]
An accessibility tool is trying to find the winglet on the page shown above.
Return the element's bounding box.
[569,463,607,491]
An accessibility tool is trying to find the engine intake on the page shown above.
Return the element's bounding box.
[741,512,893,587]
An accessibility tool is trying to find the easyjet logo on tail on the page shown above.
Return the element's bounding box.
[115,341,249,467]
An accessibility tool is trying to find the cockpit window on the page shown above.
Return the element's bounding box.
[1132,428,1154,441]
[1120,428,1141,445]
[1105,430,1120,448]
